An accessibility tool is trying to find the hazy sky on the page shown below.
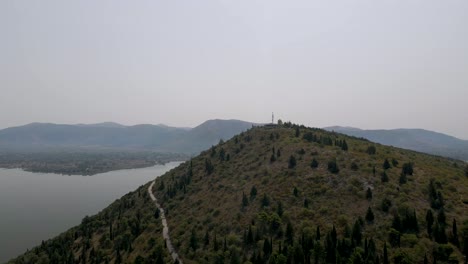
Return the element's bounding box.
[1,1,467,139]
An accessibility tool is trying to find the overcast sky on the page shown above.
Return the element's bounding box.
[1,1,467,139]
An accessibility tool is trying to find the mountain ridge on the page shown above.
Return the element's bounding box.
[324,126,468,161]
[0,119,255,155]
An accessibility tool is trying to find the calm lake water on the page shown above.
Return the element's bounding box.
[0,162,181,263]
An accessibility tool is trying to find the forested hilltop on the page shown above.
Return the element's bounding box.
[9,123,468,263]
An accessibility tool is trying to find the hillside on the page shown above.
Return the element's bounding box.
[325,126,468,161]
[0,119,254,154]
[9,124,468,263]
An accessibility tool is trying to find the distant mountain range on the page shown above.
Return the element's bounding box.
[0,119,255,155]
[325,126,468,161]
[1,121,467,160]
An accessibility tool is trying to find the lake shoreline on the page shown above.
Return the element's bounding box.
[0,162,181,263]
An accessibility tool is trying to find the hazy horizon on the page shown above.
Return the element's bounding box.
[2,1,467,139]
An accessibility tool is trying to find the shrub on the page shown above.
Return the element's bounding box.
[311,159,319,169]
[401,162,414,176]
[381,198,392,212]
[366,146,376,155]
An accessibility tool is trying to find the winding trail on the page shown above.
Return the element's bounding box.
[148,181,183,264]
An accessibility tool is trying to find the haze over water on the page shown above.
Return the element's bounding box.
[0,162,181,263]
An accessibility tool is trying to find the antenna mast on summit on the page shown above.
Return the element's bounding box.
[272,112,274,124]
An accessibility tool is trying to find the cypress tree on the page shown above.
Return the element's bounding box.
[316,226,321,241]
[342,140,348,151]
[214,234,219,251]
[366,207,375,223]
[293,187,299,197]
[331,225,337,246]
[381,171,389,183]
[426,210,434,238]
[250,186,257,199]
[204,230,210,246]
[190,229,198,250]
[288,155,297,169]
[352,220,362,245]
[277,201,284,217]
[263,239,271,256]
[242,192,249,208]
[437,209,446,226]
[452,219,459,247]
[399,173,407,184]
[270,154,276,162]
[366,188,373,200]
[286,222,294,245]
[383,243,389,264]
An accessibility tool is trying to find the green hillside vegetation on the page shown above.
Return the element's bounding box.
[9,124,468,264]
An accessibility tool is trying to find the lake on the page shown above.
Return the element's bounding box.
[0,162,181,263]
